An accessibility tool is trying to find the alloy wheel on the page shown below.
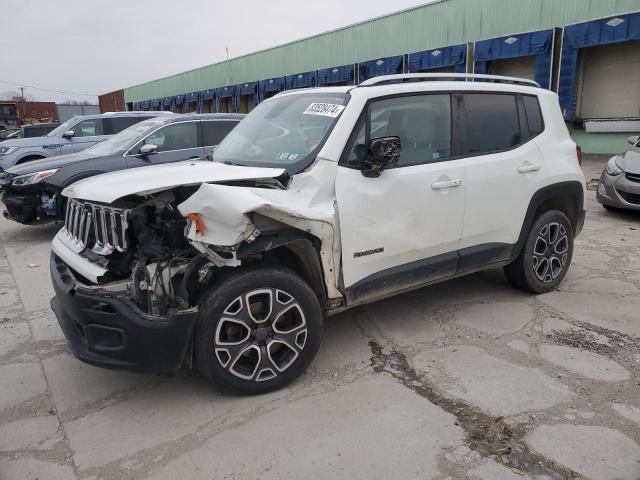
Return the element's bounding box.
[531,222,569,283]
[213,288,308,382]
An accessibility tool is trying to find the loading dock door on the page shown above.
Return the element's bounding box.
[577,41,640,119]
[487,56,536,80]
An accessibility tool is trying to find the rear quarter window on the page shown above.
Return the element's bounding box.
[523,95,544,137]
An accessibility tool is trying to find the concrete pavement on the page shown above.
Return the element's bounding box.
[0,156,638,479]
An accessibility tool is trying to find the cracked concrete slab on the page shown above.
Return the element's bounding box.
[454,302,534,335]
[28,309,65,342]
[612,403,640,426]
[63,375,247,469]
[147,376,463,480]
[42,352,157,416]
[0,457,76,480]
[539,344,629,381]
[526,424,640,480]
[361,294,447,346]
[0,320,31,356]
[0,362,47,410]
[0,415,60,451]
[538,291,640,337]
[412,346,574,416]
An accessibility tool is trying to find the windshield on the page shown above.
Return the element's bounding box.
[83,118,165,155]
[46,118,79,137]
[213,92,349,170]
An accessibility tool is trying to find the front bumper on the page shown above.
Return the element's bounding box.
[596,170,640,211]
[50,253,198,374]
[2,189,41,224]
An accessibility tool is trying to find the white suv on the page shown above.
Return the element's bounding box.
[49,74,586,395]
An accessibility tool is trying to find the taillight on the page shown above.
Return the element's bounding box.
[576,145,582,166]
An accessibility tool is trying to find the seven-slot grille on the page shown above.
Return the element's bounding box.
[617,189,640,205]
[63,198,130,254]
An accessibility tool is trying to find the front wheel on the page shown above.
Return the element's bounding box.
[504,210,574,294]
[195,266,323,395]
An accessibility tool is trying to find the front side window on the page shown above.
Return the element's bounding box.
[131,122,198,154]
[72,119,105,137]
[213,92,349,171]
[110,116,149,134]
[462,94,521,155]
[345,94,452,168]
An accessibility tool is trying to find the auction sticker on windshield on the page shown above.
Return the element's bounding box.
[303,103,345,118]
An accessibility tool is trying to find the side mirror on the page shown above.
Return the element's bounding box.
[362,136,401,178]
[139,143,158,155]
[628,135,639,147]
[62,130,75,139]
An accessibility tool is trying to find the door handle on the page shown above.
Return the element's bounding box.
[431,178,463,190]
[518,163,541,173]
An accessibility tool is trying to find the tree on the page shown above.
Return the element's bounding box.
[0,90,35,101]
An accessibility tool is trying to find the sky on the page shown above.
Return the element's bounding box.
[2,0,429,104]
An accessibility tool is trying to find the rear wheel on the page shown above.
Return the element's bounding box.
[195,266,323,395]
[504,210,574,294]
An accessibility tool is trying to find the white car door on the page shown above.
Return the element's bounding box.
[335,93,466,304]
[458,93,545,272]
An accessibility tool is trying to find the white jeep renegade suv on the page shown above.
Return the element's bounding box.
[50,74,586,395]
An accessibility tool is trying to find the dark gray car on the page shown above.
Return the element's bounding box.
[1,113,243,224]
[597,135,640,211]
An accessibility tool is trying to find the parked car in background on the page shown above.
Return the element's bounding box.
[0,111,170,172]
[597,135,640,211]
[49,74,586,395]
[22,122,61,138]
[1,113,243,224]
[0,128,21,141]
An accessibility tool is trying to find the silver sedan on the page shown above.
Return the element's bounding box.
[597,135,640,211]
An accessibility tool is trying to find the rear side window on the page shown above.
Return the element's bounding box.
[109,117,147,134]
[202,121,238,146]
[522,95,544,137]
[462,94,521,155]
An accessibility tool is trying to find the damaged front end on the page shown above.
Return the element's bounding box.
[51,160,343,373]
[2,184,60,224]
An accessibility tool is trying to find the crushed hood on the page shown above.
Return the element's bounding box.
[62,160,286,203]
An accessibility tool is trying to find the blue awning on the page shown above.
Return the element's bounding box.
[409,44,467,73]
[162,96,173,106]
[186,92,199,103]
[318,64,355,86]
[286,71,316,89]
[133,102,141,110]
[141,100,150,109]
[216,86,236,98]
[474,29,554,89]
[200,89,215,101]
[174,94,185,104]
[150,99,161,108]
[559,12,640,120]
[358,55,403,82]
[236,82,257,96]
[259,77,286,95]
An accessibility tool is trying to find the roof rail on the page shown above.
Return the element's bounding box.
[359,73,541,88]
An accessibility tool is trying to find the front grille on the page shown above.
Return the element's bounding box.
[63,199,130,254]
[617,189,640,205]
[625,172,640,183]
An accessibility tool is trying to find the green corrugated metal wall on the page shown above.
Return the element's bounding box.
[124,0,640,102]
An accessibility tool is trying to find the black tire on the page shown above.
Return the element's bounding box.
[504,210,574,294]
[195,265,323,395]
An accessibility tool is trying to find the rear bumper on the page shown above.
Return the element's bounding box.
[50,253,198,374]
